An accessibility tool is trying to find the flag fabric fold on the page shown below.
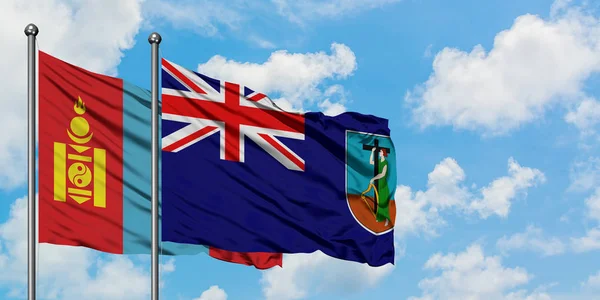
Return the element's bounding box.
[38,50,282,269]
[160,58,396,267]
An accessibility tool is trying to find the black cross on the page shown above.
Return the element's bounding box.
[362,139,390,214]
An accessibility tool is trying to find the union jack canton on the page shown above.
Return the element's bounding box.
[161,59,306,171]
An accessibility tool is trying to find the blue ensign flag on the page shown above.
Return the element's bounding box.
[160,58,397,266]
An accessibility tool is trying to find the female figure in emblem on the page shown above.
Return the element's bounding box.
[369,148,391,226]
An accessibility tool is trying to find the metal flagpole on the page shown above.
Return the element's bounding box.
[149,32,162,300]
[25,23,39,300]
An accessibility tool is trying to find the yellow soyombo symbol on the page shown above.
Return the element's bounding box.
[53,96,106,208]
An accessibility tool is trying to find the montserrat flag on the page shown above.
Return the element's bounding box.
[37,51,282,269]
[160,58,396,266]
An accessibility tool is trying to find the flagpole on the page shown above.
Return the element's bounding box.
[25,23,39,300]
[149,32,162,300]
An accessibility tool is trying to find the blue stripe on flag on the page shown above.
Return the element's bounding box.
[122,80,207,255]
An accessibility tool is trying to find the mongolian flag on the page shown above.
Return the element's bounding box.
[37,51,282,269]
[160,58,396,267]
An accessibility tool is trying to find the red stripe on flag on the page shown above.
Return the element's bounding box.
[162,94,304,133]
[248,93,266,101]
[209,247,283,270]
[162,58,207,94]
[163,125,218,152]
[258,133,305,171]
[38,51,124,254]
[224,82,241,161]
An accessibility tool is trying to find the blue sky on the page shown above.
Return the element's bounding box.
[1,0,600,299]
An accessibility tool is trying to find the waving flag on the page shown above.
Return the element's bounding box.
[37,51,282,269]
[161,59,397,266]
[161,59,305,170]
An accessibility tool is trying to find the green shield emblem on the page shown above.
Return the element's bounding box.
[345,130,396,235]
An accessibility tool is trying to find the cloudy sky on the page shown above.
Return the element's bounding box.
[1,0,600,299]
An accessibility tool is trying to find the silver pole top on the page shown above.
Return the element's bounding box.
[148,32,162,44]
[24,23,39,36]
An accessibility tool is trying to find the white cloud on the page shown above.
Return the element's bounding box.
[565,97,600,137]
[145,0,400,38]
[317,85,348,116]
[197,43,356,112]
[72,257,149,300]
[272,0,401,25]
[248,35,277,49]
[318,99,346,116]
[393,185,446,238]
[420,157,470,209]
[0,196,178,299]
[585,188,600,222]
[194,285,228,300]
[468,158,546,218]
[569,187,600,253]
[409,243,546,300]
[160,257,176,273]
[570,186,600,253]
[260,251,394,300]
[405,2,600,136]
[571,228,600,253]
[395,157,545,238]
[504,288,553,300]
[423,44,434,58]
[496,225,566,257]
[461,184,600,257]
[569,157,600,192]
[0,0,144,188]
[143,0,244,37]
[393,157,467,238]
[550,0,573,17]
[582,270,600,290]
